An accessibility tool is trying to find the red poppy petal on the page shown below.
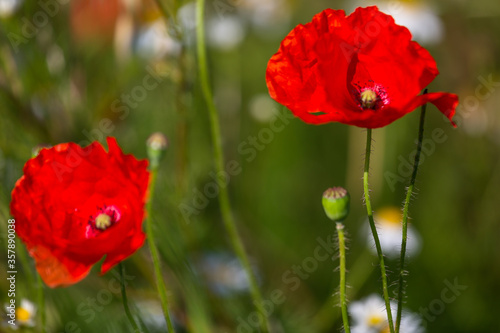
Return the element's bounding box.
[100,233,146,274]
[30,245,92,288]
[405,92,459,127]
[266,9,358,124]
[107,137,149,195]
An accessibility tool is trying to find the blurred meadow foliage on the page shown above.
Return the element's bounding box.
[1,0,500,332]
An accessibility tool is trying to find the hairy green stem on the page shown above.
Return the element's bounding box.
[145,169,176,332]
[364,128,395,333]
[195,0,270,332]
[312,249,373,331]
[119,263,141,333]
[37,274,46,333]
[336,223,351,333]
[395,95,428,332]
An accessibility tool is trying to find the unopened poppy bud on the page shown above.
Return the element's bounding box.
[147,132,168,169]
[322,187,350,222]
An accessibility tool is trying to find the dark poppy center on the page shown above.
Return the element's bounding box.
[85,205,121,238]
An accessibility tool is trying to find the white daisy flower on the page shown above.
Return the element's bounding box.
[365,206,421,259]
[4,299,37,330]
[349,294,424,333]
[17,299,36,327]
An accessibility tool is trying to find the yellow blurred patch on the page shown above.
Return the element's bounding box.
[16,307,31,322]
[376,206,402,226]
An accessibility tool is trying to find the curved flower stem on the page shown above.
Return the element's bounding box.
[336,222,351,333]
[119,263,140,333]
[395,96,428,332]
[145,169,176,333]
[364,128,395,333]
[195,1,270,332]
[37,273,46,333]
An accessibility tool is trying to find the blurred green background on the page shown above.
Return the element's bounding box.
[0,0,499,332]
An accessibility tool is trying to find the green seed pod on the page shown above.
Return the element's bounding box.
[322,187,350,222]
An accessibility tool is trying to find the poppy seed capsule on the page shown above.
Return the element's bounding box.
[95,213,112,230]
[322,187,350,222]
[360,89,377,109]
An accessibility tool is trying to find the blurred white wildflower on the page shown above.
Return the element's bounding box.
[0,0,22,18]
[135,298,185,332]
[176,1,197,45]
[197,252,251,296]
[46,45,66,75]
[207,15,245,50]
[136,299,166,329]
[365,206,421,259]
[249,94,280,123]
[177,2,197,32]
[238,0,291,38]
[462,108,489,137]
[350,294,424,333]
[135,19,181,59]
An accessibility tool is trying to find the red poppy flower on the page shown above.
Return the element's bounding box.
[10,137,149,287]
[266,7,458,128]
